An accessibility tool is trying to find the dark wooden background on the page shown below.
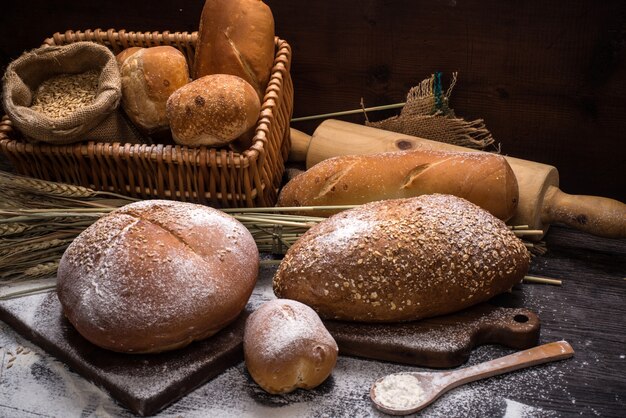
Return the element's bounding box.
[1,0,625,201]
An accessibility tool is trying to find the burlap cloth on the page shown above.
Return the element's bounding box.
[367,72,496,150]
[2,42,144,144]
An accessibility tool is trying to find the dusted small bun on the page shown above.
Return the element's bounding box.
[120,46,190,133]
[274,194,530,322]
[166,74,260,147]
[57,200,259,353]
[244,299,338,394]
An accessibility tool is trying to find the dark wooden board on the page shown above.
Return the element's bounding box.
[0,284,539,416]
[325,304,540,368]
[0,292,249,417]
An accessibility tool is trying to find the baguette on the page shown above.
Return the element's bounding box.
[193,0,275,100]
[277,148,519,221]
[273,194,530,323]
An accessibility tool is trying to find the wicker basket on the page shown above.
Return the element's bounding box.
[0,29,293,208]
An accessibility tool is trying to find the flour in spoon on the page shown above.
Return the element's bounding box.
[374,373,424,409]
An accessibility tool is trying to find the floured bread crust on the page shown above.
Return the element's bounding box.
[274,194,530,322]
[166,74,260,147]
[57,200,259,353]
[244,299,338,394]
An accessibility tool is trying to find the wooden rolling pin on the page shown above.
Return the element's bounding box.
[289,120,626,239]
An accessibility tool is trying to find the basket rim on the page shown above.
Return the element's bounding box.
[1,28,292,169]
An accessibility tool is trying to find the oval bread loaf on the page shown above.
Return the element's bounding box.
[273,194,530,322]
[277,149,519,221]
[57,200,259,353]
[119,46,190,133]
[166,74,260,147]
[193,0,275,100]
[244,299,338,394]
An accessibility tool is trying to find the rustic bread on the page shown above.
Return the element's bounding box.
[115,47,141,68]
[166,74,260,147]
[192,0,275,100]
[244,299,338,394]
[119,46,190,133]
[273,194,530,322]
[57,200,259,353]
[277,148,519,221]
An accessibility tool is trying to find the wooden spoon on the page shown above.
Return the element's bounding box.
[370,340,574,415]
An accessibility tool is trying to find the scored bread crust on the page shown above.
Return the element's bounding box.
[277,149,519,221]
[244,299,338,394]
[273,194,530,322]
[192,0,275,101]
[57,200,259,353]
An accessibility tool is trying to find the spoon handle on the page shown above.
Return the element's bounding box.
[442,340,574,391]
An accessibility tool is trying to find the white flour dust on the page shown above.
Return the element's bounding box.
[373,373,424,410]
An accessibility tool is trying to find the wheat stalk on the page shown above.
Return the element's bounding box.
[23,261,60,278]
[5,177,96,198]
[0,223,33,236]
[0,171,547,299]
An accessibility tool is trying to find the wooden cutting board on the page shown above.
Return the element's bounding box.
[0,292,248,417]
[0,290,539,416]
[325,303,540,368]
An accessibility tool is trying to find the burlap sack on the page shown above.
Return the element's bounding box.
[2,42,144,144]
[367,72,496,150]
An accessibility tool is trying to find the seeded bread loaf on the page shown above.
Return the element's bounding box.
[57,200,259,353]
[277,149,519,221]
[273,194,530,322]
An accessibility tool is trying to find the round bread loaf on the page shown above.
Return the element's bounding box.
[115,47,142,68]
[57,200,259,353]
[120,46,190,133]
[273,194,530,322]
[166,74,261,147]
[244,299,338,394]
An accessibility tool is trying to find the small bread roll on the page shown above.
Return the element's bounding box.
[244,299,338,394]
[115,47,141,68]
[120,46,190,133]
[57,200,259,354]
[166,74,260,147]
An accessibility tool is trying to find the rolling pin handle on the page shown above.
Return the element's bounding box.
[288,128,312,163]
[541,185,626,239]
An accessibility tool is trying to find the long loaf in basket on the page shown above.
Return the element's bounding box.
[0,29,294,208]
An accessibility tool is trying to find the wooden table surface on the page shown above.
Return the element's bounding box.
[0,225,624,417]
